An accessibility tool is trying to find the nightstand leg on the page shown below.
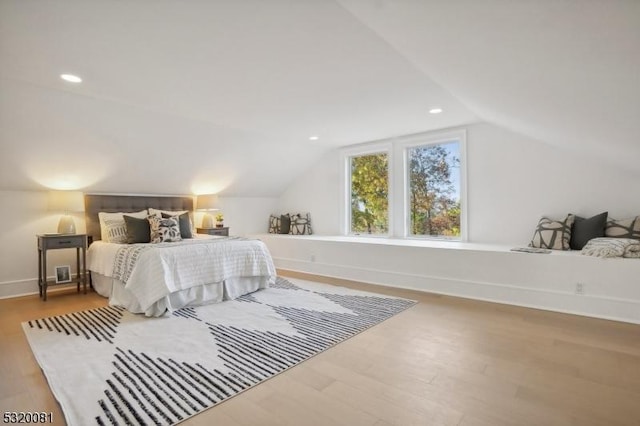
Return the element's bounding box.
[42,250,47,302]
[76,247,80,293]
[82,247,87,294]
[37,248,42,297]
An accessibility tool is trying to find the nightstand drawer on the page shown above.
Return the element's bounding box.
[40,235,86,250]
[197,227,229,236]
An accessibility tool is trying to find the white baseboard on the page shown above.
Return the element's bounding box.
[0,275,83,299]
[274,257,640,325]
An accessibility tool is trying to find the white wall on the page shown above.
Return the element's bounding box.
[0,190,277,298]
[197,197,279,237]
[277,122,640,244]
[267,122,640,323]
[467,123,640,244]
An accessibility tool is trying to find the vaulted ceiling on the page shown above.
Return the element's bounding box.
[1,1,637,196]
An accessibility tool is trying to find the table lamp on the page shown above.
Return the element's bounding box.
[196,194,219,228]
[48,191,84,234]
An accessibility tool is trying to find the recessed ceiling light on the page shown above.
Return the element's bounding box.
[60,74,82,83]
[429,108,443,114]
[309,135,319,141]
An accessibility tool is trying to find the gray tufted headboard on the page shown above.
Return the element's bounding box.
[84,194,194,241]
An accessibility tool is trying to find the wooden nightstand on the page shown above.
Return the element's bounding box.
[37,234,88,301]
[197,227,229,236]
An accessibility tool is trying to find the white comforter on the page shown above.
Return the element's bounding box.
[88,236,276,313]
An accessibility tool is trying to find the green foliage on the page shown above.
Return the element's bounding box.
[409,144,460,237]
[350,153,388,234]
[348,143,460,238]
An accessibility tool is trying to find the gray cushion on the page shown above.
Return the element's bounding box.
[279,214,291,234]
[570,212,608,250]
[123,215,151,244]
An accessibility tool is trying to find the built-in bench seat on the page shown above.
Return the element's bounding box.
[257,234,640,324]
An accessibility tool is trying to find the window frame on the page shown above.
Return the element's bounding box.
[340,129,467,241]
[397,130,467,241]
[340,141,393,237]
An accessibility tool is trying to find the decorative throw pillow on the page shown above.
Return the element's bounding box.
[529,214,575,250]
[123,215,151,244]
[605,217,640,240]
[98,210,148,243]
[268,215,281,233]
[289,212,313,235]
[148,215,182,243]
[279,214,291,234]
[161,212,192,238]
[569,211,608,250]
[149,208,195,236]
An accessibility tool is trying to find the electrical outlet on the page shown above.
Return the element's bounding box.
[310,254,316,262]
[575,283,585,295]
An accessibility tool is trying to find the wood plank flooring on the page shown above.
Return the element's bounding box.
[1,271,639,425]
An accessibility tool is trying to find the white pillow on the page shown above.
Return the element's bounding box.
[98,210,148,243]
[148,208,188,218]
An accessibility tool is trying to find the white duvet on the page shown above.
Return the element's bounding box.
[87,236,276,313]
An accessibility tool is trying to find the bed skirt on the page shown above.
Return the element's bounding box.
[91,272,269,316]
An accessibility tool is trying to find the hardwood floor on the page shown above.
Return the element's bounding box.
[2,272,640,425]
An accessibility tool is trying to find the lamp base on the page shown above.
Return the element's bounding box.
[57,215,76,234]
[202,213,214,229]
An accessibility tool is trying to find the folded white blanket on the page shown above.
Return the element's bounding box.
[581,237,640,258]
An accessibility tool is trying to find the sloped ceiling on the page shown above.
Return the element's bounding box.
[338,0,640,173]
[0,1,637,196]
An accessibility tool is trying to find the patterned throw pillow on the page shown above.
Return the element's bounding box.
[268,215,281,233]
[161,212,193,238]
[98,210,148,243]
[289,212,313,235]
[149,208,195,236]
[605,217,640,240]
[149,215,182,243]
[529,214,575,250]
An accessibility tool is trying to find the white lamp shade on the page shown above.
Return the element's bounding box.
[196,194,219,211]
[48,191,85,213]
[57,215,77,234]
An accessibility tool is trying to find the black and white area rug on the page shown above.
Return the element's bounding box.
[23,277,416,426]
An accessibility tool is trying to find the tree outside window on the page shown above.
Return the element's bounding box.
[408,141,460,237]
[350,153,388,234]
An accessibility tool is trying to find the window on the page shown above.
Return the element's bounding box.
[407,141,461,238]
[341,130,466,240]
[349,152,389,235]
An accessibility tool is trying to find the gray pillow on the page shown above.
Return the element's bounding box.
[570,212,608,250]
[162,212,192,238]
[279,214,291,234]
[123,215,151,244]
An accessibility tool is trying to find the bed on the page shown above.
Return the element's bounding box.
[85,194,276,316]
